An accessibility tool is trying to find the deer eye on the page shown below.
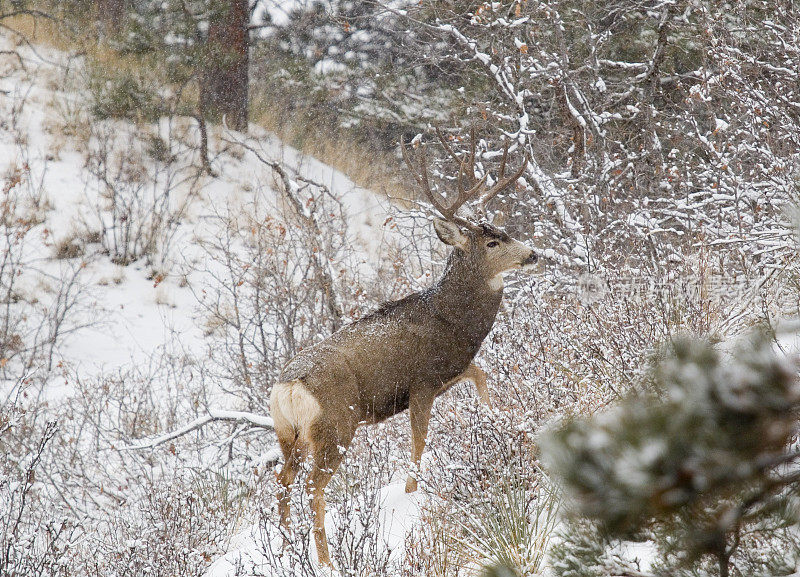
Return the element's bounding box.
[486,241,499,248]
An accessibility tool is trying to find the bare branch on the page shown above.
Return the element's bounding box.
[219,133,345,330]
[125,409,274,451]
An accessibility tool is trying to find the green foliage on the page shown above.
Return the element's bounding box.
[247,0,454,148]
[458,478,560,576]
[543,334,797,533]
[542,333,800,576]
[88,67,162,122]
[144,134,175,164]
[71,0,228,122]
[549,520,618,577]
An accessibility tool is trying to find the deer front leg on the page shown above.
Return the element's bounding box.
[406,390,435,493]
[440,363,492,408]
[462,363,492,408]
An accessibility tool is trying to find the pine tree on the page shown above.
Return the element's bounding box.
[82,0,250,132]
[542,333,800,577]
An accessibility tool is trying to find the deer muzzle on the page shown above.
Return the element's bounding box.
[521,251,538,268]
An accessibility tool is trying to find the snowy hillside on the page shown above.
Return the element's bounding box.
[0,34,431,576]
[0,42,394,375]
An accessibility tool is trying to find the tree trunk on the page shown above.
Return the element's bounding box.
[200,0,249,132]
[95,0,125,35]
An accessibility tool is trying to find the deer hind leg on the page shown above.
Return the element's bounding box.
[275,431,304,534]
[270,380,318,536]
[405,390,435,493]
[306,418,353,568]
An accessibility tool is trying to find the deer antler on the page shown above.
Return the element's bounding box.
[475,139,530,218]
[401,135,484,232]
[401,129,529,229]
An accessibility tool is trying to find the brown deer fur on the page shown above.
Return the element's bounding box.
[270,218,537,567]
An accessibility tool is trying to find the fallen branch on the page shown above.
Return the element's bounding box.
[125,409,274,451]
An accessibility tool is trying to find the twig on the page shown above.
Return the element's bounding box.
[220,133,345,330]
[192,112,216,177]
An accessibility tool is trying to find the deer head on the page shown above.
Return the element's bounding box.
[402,127,538,289]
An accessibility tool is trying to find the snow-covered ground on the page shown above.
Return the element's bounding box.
[206,482,423,576]
[0,34,425,575]
[0,45,393,371]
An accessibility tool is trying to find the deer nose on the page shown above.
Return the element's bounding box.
[522,251,538,266]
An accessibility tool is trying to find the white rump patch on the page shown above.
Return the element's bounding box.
[488,273,504,291]
[270,379,321,441]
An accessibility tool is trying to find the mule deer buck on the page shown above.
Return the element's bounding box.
[270,130,538,567]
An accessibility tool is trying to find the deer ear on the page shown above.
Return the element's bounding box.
[433,218,468,249]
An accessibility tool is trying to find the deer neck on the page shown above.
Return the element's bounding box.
[430,249,503,345]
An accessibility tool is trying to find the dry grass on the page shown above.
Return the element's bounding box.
[4,13,163,88]
[2,13,81,53]
[251,103,410,202]
[5,12,412,204]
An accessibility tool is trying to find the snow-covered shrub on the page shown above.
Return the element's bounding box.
[82,119,203,268]
[542,332,800,576]
[406,381,559,576]
[403,506,466,577]
[0,398,76,577]
[478,258,757,426]
[404,466,559,577]
[0,160,47,374]
[74,474,234,577]
[375,0,800,291]
[254,429,395,576]
[327,431,395,576]
[62,347,201,450]
[193,163,369,406]
[47,353,260,577]
[0,149,93,378]
[255,478,320,577]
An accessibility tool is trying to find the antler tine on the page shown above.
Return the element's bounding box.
[468,125,477,177]
[497,139,509,182]
[454,125,484,198]
[446,128,490,223]
[477,144,530,216]
[476,139,510,213]
[457,172,488,207]
[437,125,482,198]
[401,136,481,231]
[435,126,462,166]
[400,137,446,215]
